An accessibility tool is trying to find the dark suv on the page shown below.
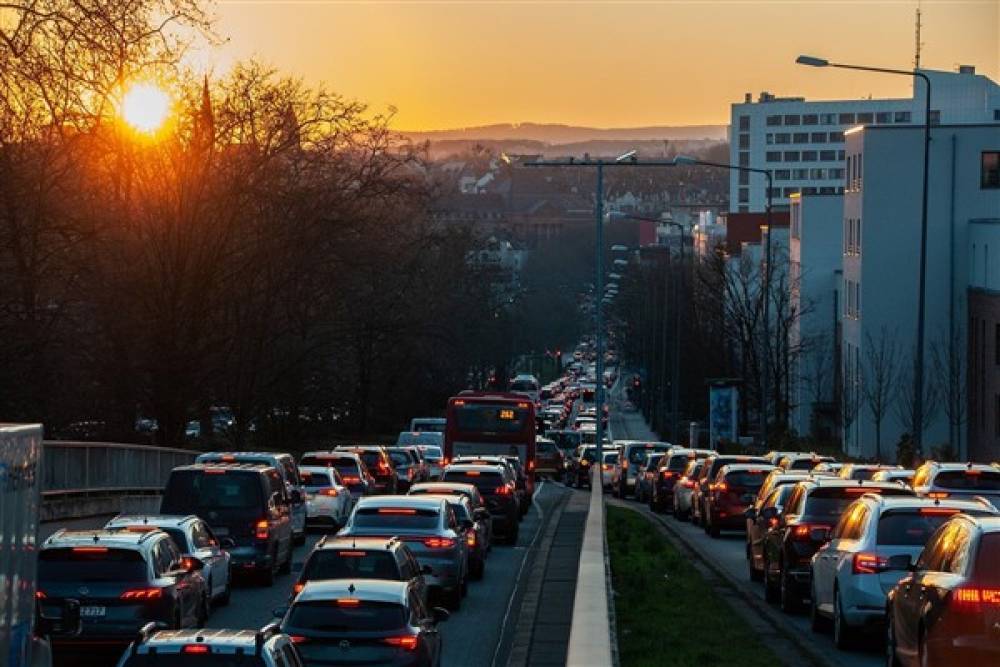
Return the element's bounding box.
[691,455,770,527]
[760,478,914,612]
[292,536,430,605]
[441,464,519,544]
[37,529,209,646]
[161,463,294,586]
[336,445,397,494]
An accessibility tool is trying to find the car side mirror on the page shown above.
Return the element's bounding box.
[272,606,289,619]
[759,507,778,522]
[220,537,236,549]
[182,556,205,572]
[432,607,450,624]
[290,489,303,504]
[421,564,433,575]
[885,554,912,571]
[744,507,757,520]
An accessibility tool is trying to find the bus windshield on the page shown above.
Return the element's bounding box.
[453,404,529,434]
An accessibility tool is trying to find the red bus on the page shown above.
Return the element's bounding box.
[444,392,536,491]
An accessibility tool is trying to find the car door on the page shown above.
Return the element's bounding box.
[896,522,952,656]
[815,502,863,610]
[751,489,781,566]
[191,521,225,597]
[406,551,429,605]
[161,538,196,625]
[410,590,439,663]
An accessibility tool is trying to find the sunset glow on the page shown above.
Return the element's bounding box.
[120,83,170,134]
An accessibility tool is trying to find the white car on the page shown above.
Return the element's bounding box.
[104,514,232,606]
[299,465,353,529]
[600,451,619,488]
[809,494,998,648]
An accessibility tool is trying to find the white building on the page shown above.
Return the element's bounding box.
[788,194,843,438]
[840,123,1000,461]
[729,65,1000,213]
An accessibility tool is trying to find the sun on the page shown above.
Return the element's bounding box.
[120,83,171,134]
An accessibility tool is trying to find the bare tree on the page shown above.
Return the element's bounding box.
[931,325,968,458]
[863,327,899,462]
[893,347,941,458]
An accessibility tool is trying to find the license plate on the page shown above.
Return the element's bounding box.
[212,527,229,537]
[80,606,105,617]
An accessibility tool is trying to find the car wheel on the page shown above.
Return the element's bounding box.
[763,556,779,603]
[748,545,764,582]
[809,583,828,632]
[832,587,853,648]
[885,608,902,667]
[779,564,799,613]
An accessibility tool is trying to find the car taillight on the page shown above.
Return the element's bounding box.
[342,476,361,484]
[424,537,456,549]
[255,519,269,540]
[680,477,695,489]
[952,588,1000,611]
[35,590,46,600]
[710,482,729,493]
[496,484,513,495]
[791,523,831,542]
[121,588,163,600]
[927,492,949,499]
[319,488,339,497]
[466,532,476,547]
[602,464,613,471]
[660,471,676,480]
[290,635,308,644]
[852,552,888,574]
[292,582,305,595]
[383,636,419,650]
[182,645,210,654]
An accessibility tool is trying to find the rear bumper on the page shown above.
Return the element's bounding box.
[227,545,272,569]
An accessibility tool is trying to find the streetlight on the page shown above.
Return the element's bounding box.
[796,54,933,454]
[611,244,629,252]
[674,154,774,446]
[608,272,622,280]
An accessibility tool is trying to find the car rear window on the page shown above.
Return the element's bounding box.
[287,600,406,632]
[629,447,667,464]
[162,528,189,552]
[301,470,333,488]
[849,468,889,481]
[162,470,263,512]
[537,441,556,454]
[725,471,768,489]
[933,470,1000,491]
[359,452,383,470]
[353,507,439,530]
[788,459,821,471]
[388,451,411,466]
[441,471,503,492]
[877,510,971,546]
[604,453,619,464]
[645,454,664,470]
[122,656,266,667]
[973,533,1000,583]
[39,548,147,582]
[300,454,351,467]
[303,550,401,581]
[666,455,693,472]
[421,447,443,461]
[803,486,912,519]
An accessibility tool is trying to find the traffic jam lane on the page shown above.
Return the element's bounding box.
[616,496,883,667]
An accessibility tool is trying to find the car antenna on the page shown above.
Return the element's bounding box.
[348,583,356,595]
[93,534,100,543]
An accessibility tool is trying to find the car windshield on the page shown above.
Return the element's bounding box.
[287,600,406,632]
[933,470,1000,491]
[803,487,911,518]
[162,471,262,511]
[302,550,401,580]
[39,548,148,583]
[301,454,352,466]
[352,507,439,530]
[667,455,693,471]
[877,510,971,546]
[421,447,443,461]
[122,656,266,667]
[162,528,189,552]
[725,471,768,489]
[604,453,619,464]
[454,404,529,433]
[301,470,333,489]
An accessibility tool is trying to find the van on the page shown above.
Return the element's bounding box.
[161,463,294,586]
[196,451,307,545]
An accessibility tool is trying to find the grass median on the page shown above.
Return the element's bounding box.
[607,506,782,667]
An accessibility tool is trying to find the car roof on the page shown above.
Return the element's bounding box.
[105,514,199,529]
[315,536,401,551]
[336,445,387,453]
[198,451,291,461]
[923,462,997,472]
[299,465,341,474]
[719,463,776,473]
[410,482,478,494]
[845,463,901,470]
[171,462,273,473]
[43,529,161,549]
[444,464,506,474]
[862,495,997,513]
[141,628,265,650]
[355,495,445,511]
[297,579,409,604]
[800,478,907,491]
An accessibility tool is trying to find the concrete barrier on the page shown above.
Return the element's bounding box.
[566,466,614,666]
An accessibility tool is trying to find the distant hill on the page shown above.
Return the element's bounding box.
[415,137,726,161]
[402,122,727,144]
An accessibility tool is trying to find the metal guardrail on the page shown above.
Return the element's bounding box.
[41,440,197,497]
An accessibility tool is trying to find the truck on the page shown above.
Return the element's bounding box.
[1,424,78,667]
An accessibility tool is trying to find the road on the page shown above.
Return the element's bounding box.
[43,482,560,667]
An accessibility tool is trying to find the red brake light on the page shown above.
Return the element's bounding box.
[183,645,210,654]
[124,526,157,533]
[852,552,888,574]
[221,455,236,462]
[204,469,227,475]
[290,635,308,644]
[72,547,108,553]
[791,523,831,542]
[378,508,416,515]
[336,598,361,607]
[661,471,676,480]
[320,488,339,497]
[342,476,361,484]
[496,484,512,495]
[35,590,46,600]
[338,551,366,557]
[465,470,481,477]
[292,582,304,595]
[424,537,456,549]
[918,507,960,516]
[121,588,163,600]
[965,469,983,476]
[927,492,949,499]
[384,636,419,650]
[255,519,269,540]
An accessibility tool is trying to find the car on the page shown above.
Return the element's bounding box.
[885,514,1000,666]
[600,451,619,489]
[650,448,715,514]
[547,429,582,459]
[613,441,673,498]
[299,451,375,501]
[299,465,353,529]
[569,445,598,488]
[196,452,307,547]
[103,514,233,607]
[277,580,448,667]
[386,446,428,491]
[336,445,399,494]
[810,495,998,648]
[338,495,469,609]
[161,463,294,586]
[440,464,519,544]
[754,470,812,508]
[416,445,445,480]
[114,623,302,666]
[410,417,446,433]
[672,458,706,521]
[746,482,802,583]
[535,437,564,479]
[397,430,444,452]
[408,482,493,547]
[760,478,916,613]
[911,461,1000,509]
[509,374,541,403]
[634,452,666,504]
[452,455,529,517]
[438,495,488,580]
[777,453,837,471]
[811,461,846,477]
[764,450,802,467]
[691,454,770,527]
[37,529,209,645]
[837,463,903,481]
[703,464,776,537]
[870,469,916,486]
[291,536,430,605]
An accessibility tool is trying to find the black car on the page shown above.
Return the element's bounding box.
[650,448,714,513]
[569,445,598,488]
[441,464,519,544]
[277,579,448,667]
[161,463,294,586]
[691,455,770,527]
[336,445,398,494]
[291,536,430,605]
[441,495,488,579]
[761,478,914,612]
[37,529,209,647]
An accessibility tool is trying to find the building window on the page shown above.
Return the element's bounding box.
[766,151,781,162]
[738,133,750,149]
[783,187,800,197]
[810,168,826,179]
[802,150,818,161]
[792,168,809,179]
[820,150,837,161]
[768,187,781,198]
[792,132,808,143]
[876,112,892,124]
[739,115,750,131]
[982,152,1000,188]
[894,111,912,123]
[856,218,862,254]
[857,112,874,124]
[829,168,845,179]
[819,186,836,195]
[995,109,1000,121]
[775,133,791,144]
[766,115,782,126]
[802,186,817,195]
[829,131,845,143]
[738,188,749,203]
[738,205,749,213]
[783,151,800,162]
[811,132,827,143]
[774,169,791,181]
[766,133,774,145]
[738,151,750,166]
[803,114,818,125]
[784,114,801,126]
[928,110,941,125]
[820,113,837,124]
[739,170,749,185]
[839,113,856,124]
[838,150,846,160]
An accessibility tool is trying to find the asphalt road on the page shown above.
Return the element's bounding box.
[42,482,555,667]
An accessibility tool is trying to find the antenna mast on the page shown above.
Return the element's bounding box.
[914,1,923,70]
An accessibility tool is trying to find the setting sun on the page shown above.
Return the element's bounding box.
[120,82,170,134]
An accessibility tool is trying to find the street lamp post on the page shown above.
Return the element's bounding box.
[796,54,932,454]
[674,155,774,447]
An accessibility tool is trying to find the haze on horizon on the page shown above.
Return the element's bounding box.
[207,0,998,131]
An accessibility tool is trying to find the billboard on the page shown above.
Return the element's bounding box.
[708,385,739,447]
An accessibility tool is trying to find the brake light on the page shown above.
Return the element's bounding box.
[466,532,476,547]
[183,645,210,654]
[378,508,416,515]
[424,537,456,549]
[528,460,535,471]
[465,470,481,476]
[221,455,236,462]
[791,524,831,542]
[711,482,728,493]
[124,526,156,533]
[72,547,108,553]
[378,461,391,474]
[602,464,613,471]
[495,484,512,495]
[121,588,163,600]
[336,598,361,607]
[965,469,983,476]
[919,507,959,516]
[342,476,361,484]
[852,552,888,574]
[928,492,949,499]
[952,588,1000,610]
[338,551,366,557]
[661,471,676,480]
[255,519,269,540]
[384,636,419,650]
[681,477,695,489]
[35,591,46,600]
[292,582,305,595]
[319,488,339,497]
[844,487,871,493]
[204,469,227,475]
[290,635,308,644]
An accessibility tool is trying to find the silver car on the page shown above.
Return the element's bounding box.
[338,495,469,610]
[672,458,705,520]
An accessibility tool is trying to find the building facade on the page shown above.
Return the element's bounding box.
[968,219,1000,462]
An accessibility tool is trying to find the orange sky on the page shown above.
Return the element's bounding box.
[205,1,999,130]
